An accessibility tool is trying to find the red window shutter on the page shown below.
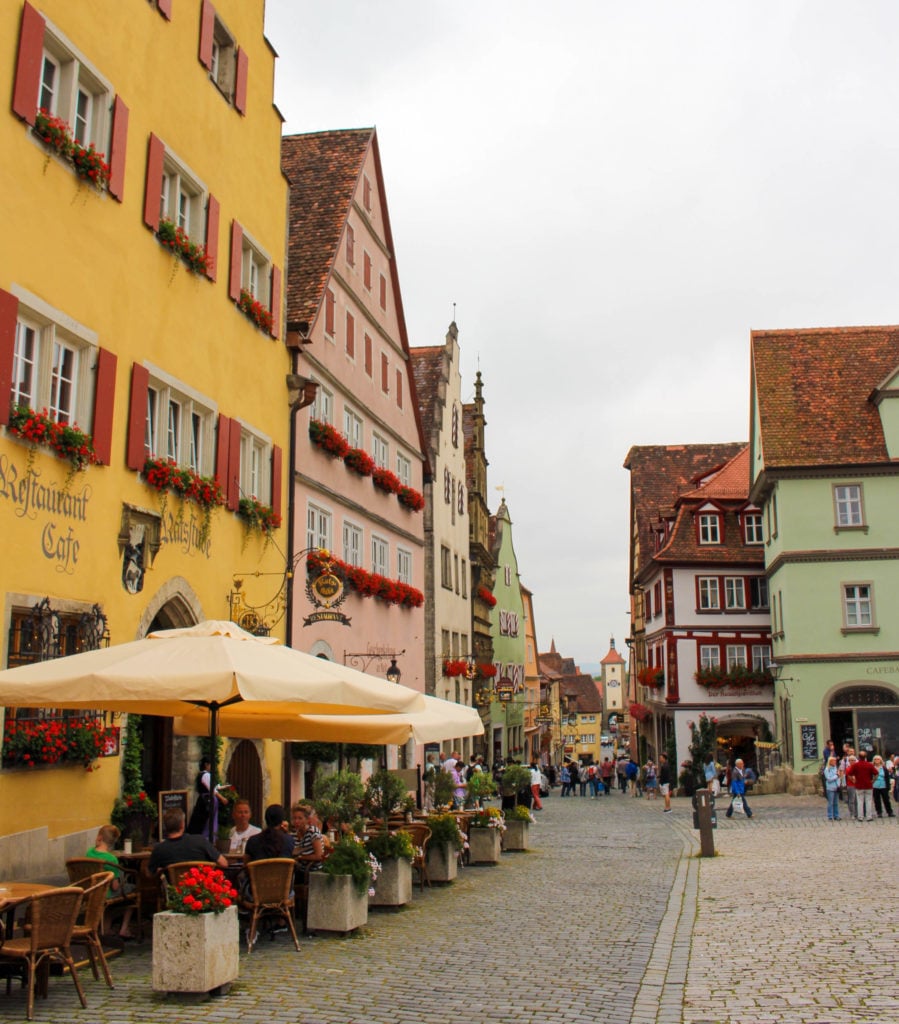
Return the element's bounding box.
[227,418,242,511]
[199,0,215,71]
[234,47,248,114]
[12,3,45,125]
[107,96,129,202]
[0,288,20,424]
[381,353,388,392]
[91,348,117,466]
[215,413,231,490]
[126,363,149,470]
[270,445,282,520]
[396,368,403,409]
[205,194,220,281]
[156,0,172,20]
[143,134,165,231]
[324,288,335,335]
[364,334,372,376]
[346,312,355,358]
[269,264,281,338]
[229,221,243,301]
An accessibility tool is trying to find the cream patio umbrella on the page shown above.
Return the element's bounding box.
[172,691,484,746]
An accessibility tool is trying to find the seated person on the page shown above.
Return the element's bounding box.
[244,804,296,862]
[292,803,325,878]
[86,824,135,939]
[147,807,228,875]
[229,798,261,852]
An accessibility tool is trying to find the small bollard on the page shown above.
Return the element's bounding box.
[693,786,716,857]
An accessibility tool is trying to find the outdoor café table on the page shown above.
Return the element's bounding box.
[0,882,54,938]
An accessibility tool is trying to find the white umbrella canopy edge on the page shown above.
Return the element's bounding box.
[0,620,426,716]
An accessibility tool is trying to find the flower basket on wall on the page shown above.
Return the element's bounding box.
[9,405,99,471]
[237,496,281,537]
[638,666,665,689]
[156,218,211,275]
[372,466,402,495]
[344,448,375,477]
[397,485,425,511]
[307,551,424,609]
[237,288,274,333]
[477,585,497,608]
[33,108,110,190]
[309,420,350,459]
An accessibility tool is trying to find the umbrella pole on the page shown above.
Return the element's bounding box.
[208,703,219,845]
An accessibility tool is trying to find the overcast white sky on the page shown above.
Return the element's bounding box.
[264,1,899,669]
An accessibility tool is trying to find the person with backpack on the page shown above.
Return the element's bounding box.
[625,758,638,796]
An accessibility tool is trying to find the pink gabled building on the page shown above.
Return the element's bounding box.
[281,129,428,767]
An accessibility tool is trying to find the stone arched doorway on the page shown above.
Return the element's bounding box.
[225,739,264,825]
[828,685,899,757]
[714,714,772,774]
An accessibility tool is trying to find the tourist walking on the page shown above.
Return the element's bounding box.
[703,752,720,797]
[658,754,672,812]
[616,755,628,793]
[823,756,841,821]
[724,758,753,819]
[560,763,571,797]
[626,758,639,796]
[846,750,877,821]
[871,755,894,818]
[601,757,614,796]
[529,763,544,811]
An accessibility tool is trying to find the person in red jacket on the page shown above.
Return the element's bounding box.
[846,750,878,822]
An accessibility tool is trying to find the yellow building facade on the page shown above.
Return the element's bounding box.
[0,0,289,875]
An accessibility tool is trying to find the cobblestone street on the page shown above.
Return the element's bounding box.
[14,789,897,1024]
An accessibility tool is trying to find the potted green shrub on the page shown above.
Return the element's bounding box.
[424,812,463,883]
[498,764,531,811]
[503,803,532,851]
[366,829,414,907]
[425,765,456,810]
[307,834,374,934]
[465,770,497,808]
[313,768,365,836]
[363,769,409,825]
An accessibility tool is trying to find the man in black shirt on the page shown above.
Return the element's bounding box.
[659,753,673,813]
[148,807,228,875]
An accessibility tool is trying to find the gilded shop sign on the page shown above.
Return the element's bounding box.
[0,453,90,573]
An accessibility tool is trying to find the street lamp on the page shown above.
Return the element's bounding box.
[385,658,402,685]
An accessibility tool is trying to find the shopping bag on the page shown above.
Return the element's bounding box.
[731,795,744,814]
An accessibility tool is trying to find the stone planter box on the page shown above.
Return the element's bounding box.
[469,827,502,864]
[370,856,412,907]
[307,872,369,934]
[503,819,530,851]
[425,841,458,883]
[152,905,239,993]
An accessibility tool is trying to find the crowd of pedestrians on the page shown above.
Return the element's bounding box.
[823,743,897,822]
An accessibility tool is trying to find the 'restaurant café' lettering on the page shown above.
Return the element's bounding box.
[0,454,90,574]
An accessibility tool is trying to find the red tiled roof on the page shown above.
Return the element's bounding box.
[561,674,602,714]
[752,326,899,467]
[681,447,750,500]
[410,346,444,448]
[281,129,372,326]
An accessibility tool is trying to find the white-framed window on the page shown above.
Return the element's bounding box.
[306,503,331,552]
[209,15,237,100]
[372,432,389,469]
[697,577,720,610]
[397,547,412,584]
[461,559,468,598]
[440,545,452,589]
[144,371,215,473]
[834,484,864,528]
[724,577,746,610]
[504,565,512,586]
[843,583,873,628]
[11,300,96,430]
[699,645,720,670]
[726,645,748,670]
[441,630,450,657]
[311,383,333,424]
[342,521,362,567]
[751,645,772,671]
[698,512,721,544]
[241,230,271,306]
[239,426,270,501]
[39,28,111,152]
[160,150,206,239]
[371,534,388,576]
[744,512,764,544]
[396,452,412,486]
[343,408,363,449]
[749,577,769,610]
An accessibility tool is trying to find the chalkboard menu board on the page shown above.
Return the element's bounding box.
[800,724,818,760]
[157,790,189,840]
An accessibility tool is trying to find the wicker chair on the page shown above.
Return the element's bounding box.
[0,887,88,1020]
[68,872,115,988]
[65,857,143,942]
[239,858,301,953]
[401,823,431,890]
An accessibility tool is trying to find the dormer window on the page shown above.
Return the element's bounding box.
[698,511,721,544]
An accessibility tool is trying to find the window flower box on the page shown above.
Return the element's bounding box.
[2,714,113,771]
[237,496,281,536]
[307,551,424,609]
[8,405,99,471]
[237,288,274,333]
[477,585,497,608]
[33,108,110,190]
[442,659,469,678]
[397,485,425,511]
[309,419,350,459]
[156,217,211,275]
[638,667,665,688]
[629,702,652,723]
[695,666,774,689]
[142,457,225,545]
[344,447,375,477]
[372,466,402,495]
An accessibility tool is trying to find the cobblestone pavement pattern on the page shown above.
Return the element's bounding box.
[11,789,897,1023]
